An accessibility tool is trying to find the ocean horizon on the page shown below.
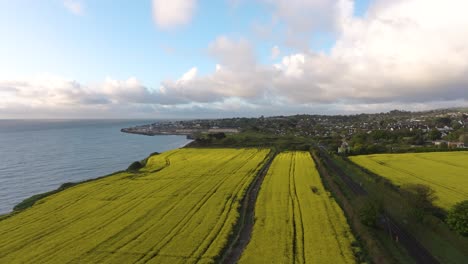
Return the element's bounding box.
[0,119,191,214]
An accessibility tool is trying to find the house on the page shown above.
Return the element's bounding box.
[432,140,448,147]
[338,141,350,154]
[207,128,239,134]
[448,142,466,148]
[433,140,466,148]
[436,126,453,132]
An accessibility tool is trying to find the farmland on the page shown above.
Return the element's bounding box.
[0,148,270,263]
[350,152,468,210]
[239,151,356,263]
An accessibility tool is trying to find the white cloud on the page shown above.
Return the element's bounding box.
[208,36,256,71]
[152,0,197,30]
[318,0,468,103]
[0,75,156,108]
[274,53,305,77]
[271,45,280,59]
[2,0,468,118]
[63,0,84,15]
[179,67,198,82]
[259,0,354,48]
[156,0,468,111]
[159,37,271,103]
[0,71,466,119]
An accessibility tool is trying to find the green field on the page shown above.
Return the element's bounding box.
[0,148,270,263]
[239,151,356,264]
[350,152,468,210]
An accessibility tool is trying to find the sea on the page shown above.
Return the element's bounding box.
[0,119,191,215]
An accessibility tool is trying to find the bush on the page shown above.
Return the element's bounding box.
[310,186,320,194]
[359,200,381,227]
[127,161,143,171]
[402,184,438,209]
[401,184,438,222]
[447,200,468,236]
[13,182,78,211]
[208,132,226,140]
[221,137,237,145]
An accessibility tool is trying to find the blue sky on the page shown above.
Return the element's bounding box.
[0,0,467,118]
[0,0,371,83]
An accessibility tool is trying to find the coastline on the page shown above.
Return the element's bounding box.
[120,122,240,140]
[0,139,193,220]
[0,170,125,221]
[121,129,200,140]
[0,119,193,216]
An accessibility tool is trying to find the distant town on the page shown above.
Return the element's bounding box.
[122,107,468,153]
[121,122,239,139]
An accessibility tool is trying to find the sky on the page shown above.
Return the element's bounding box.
[0,0,467,119]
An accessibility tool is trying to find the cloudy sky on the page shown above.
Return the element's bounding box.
[1,0,467,118]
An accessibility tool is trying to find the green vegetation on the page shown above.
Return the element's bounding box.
[400,184,440,222]
[313,150,415,264]
[330,154,468,263]
[345,129,468,155]
[447,200,468,236]
[358,200,382,228]
[127,161,143,171]
[136,108,467,156]
[188,131,313,151]
[350,152,468,210]
[239,151,357,263]
[0,148,270,263]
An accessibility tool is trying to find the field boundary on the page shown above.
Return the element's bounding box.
[311,150,391,264]
[349,155,468,206]
[218,150,276,264]
[0,170,127,222]
[317,147,440,264]
[0,152,168,220]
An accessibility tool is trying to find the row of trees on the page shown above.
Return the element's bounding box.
[344,128,467,155]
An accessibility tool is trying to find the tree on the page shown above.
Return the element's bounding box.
[370,130,392,142]
[411,131,424,145]
[451,120,462,130]
[461,134,468,145]
[352,143,364,154]
[351,132,368,145]
[428,129,442,141]
[208,132,226,140]
[402,184,438,208]
[435,117,451,127]
[359,200,381,227]
[447,200,468,236]
[446,130,460,141]
[439,141,448,149]
[401,184,438,222]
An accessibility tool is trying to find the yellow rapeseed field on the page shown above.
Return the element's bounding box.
[239,151,356,264]
[0,148,270,263]
[350,152,468,210]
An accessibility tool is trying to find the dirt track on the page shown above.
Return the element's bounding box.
[219,152,275,264]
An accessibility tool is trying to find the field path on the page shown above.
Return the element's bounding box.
[239,151,356,263]
[220,151,276,264]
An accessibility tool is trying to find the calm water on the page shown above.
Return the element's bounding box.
[0,119,191,214]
